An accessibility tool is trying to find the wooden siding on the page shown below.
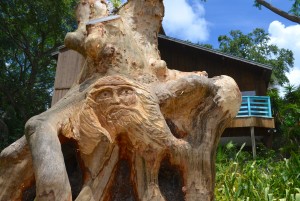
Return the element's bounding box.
[158,36,271,96]
[51,48,85,105]
[51,89,70,106]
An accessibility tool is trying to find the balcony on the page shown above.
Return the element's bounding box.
[237,96,272,118]
[227,96,275,158]
[230,96,275,128]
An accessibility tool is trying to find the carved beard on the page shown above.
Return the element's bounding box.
[93,88,175,152]
[122,93,176,149]
[98,106,143,132]
[80,76,179,154]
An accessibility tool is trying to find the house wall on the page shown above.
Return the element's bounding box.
[158,37,271,96]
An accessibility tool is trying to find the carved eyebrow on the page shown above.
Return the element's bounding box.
[117,87,134,94]
[91,86,114,94]
[94,84,128,89]
[90,85,135,97]
[118,86,134,90]
[97,86,114,91]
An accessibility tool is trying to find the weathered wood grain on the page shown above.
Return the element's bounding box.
[0,1,241,200]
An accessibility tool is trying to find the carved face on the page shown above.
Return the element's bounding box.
[85,76,160,137]
[81,76,173,154]
[94,85,138,120]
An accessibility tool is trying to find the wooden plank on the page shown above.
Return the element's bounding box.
[53,48,85,89]
[229,117,275,128]
[52,48,85,106]
[51,89,69,106]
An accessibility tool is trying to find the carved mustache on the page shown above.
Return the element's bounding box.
[105,105,140,119]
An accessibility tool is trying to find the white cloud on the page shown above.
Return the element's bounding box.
[286,69,300,87]
[268,21,300,87]
[162,0,209,43]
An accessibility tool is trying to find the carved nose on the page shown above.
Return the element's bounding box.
[111,93,121,104]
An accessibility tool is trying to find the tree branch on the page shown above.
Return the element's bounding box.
[256,0,300,24]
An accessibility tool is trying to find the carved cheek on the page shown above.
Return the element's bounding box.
[120,94,137,106]
[98,100,111,111]
[118,88,137,106]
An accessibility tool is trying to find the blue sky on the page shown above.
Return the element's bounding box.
[162,0,300,87]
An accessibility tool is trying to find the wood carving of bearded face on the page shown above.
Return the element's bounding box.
[88,77,148,134]
[95,85,138,121]
[78,76,173,155]
[72,76,187,201]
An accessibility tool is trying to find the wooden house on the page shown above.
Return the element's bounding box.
[52,34,275,158]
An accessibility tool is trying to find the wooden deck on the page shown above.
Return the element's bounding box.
[227,117,275,159]
[229,117,275,128]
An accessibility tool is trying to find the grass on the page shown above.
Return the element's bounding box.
[215,142,300,201]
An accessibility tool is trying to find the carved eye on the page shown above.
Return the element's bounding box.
[97,89,113,101]
[119,88,134,96]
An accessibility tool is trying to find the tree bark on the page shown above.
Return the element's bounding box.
[0,0,241,200]
[256,0,300,24]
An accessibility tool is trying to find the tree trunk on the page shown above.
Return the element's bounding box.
[0,1,241,200]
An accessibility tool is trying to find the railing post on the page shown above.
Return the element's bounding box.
[267,97,272,118]
[247,96,251,116]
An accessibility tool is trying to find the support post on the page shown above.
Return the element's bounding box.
[250,126,256,159]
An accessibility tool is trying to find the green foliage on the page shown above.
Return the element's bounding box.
[268,86,300,155]
[0,0,77,150]
[107,0,123,13]
[290,0,300,16]
[215,142,300,201]
[218,29,294,86]
[201,44,213,49]
[109,0,122,9]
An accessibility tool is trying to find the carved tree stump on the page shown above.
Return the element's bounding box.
[0,1,241,200]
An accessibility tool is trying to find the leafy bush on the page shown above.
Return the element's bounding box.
[268,87,300,156]
[215,142,300,201]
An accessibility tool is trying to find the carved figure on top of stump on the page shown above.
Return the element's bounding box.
[0,0,241,201]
